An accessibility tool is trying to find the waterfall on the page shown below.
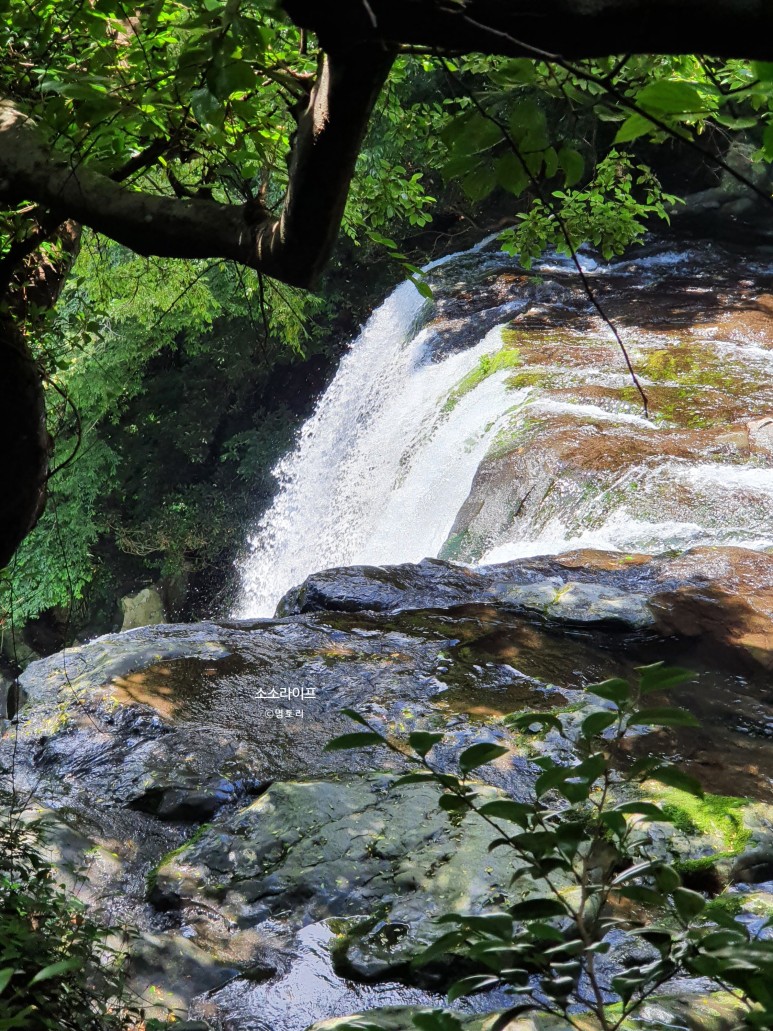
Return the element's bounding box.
[235,241,515,617]
[236,238,773,618]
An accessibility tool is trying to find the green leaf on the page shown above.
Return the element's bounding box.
[637,79,705,114]
[543,974,575,998]
[617,884,666,906]
[29,958,82,985]
[411,277,434,300]
[212,59,255,99]
[700,929,747,951]
[612,860,665,885]
[611,972,645,1004]
[191,87,224,129]
[558,146,584,187]
[489,59,536,86]
[629,707,699,728]
[447,974,501,1001]
[509,897,567,920]
[654,865,682,892]
[439,793,469,813]
[672,886,706,922]
[413,931,464,967]
[368,231,398,249]
[0,969,13,995]
[477,799,531,825]
[636,663,695,694]
[408,731,444,757]
[489,1007,538,1031]
[443,912,513,940]
[611,801,672,821]
[634,926,677,949]
[412,1012,465,1031]
[509,99,547,148]
[494,152,528,196]
[462,164,497,201]
[506,712,563,734]
[615,113,656,143]
[324,732,384,752]
[588,677,630,705]
[536,753,605,799]
[332,1023,386,1031]
[458,742,509,774]
[580,710,617,738]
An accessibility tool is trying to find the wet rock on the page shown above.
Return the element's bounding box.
[730,847,773,885]
[748,416,773,454]
[120,585,167,630]
[18,621,232,706]
[278,553,657,620]
[494,580,653,629]
[0,670,11,720]
[648,547,773,670]
[128,931,239,1015]
[127,774,241,822]
[0,626,41,669]
[190,922,448,1031]
[152,775,549,981]
[281,547,773,669]
[277,559,489,616]
[305,994,742,1031]
[6,586,773,1026]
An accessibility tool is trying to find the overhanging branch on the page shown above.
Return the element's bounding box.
[0,43,394,290]
[284,0,773,62]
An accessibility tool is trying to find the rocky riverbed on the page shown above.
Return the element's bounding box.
[4,550,773,1029]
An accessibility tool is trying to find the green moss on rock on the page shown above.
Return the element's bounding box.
[444,345,522,412]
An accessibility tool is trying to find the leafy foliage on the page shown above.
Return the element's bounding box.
[436,51,773,263]
[0,799,137,1030]
[329,664,773,1030]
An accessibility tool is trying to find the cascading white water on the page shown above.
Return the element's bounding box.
[235,244,516,617]
[236,239,773,618]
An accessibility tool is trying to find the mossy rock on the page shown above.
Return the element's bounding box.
[151,774,563,981]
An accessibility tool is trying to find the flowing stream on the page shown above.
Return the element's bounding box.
[236,238,773,617]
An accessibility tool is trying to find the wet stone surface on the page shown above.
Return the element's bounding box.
[3,580,773,1028]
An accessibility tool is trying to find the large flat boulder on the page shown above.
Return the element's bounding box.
[278,548,773,670]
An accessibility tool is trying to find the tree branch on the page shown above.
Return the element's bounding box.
[284,0,773,62]
[0,43,394,290]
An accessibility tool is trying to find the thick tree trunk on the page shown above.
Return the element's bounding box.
[0,221,80,569]
[0,317,48,569]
